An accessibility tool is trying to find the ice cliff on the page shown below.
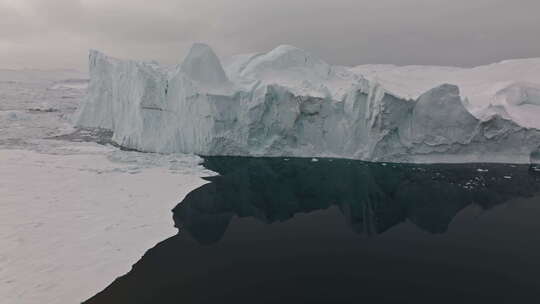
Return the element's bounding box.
[76,43,540,163]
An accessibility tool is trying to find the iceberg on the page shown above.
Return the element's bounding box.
[76,43,540,163]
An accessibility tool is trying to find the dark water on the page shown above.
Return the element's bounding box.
[85,157,540,304]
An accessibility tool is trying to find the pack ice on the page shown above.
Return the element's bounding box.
[76,43,540,163]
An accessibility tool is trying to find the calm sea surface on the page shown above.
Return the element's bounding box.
[86,157,540,304]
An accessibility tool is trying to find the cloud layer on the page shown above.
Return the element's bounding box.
[1,0,539,70]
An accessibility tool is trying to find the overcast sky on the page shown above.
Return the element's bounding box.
[1,0,540,70]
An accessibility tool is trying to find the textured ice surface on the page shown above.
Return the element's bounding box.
[0,69,87,148]
[0,148,208,304]
[77,44,540,163]
[0,69,211,304]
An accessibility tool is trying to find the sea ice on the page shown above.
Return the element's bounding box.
[0,69,211,304]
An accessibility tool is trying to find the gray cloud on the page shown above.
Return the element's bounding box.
[1,0,539,70]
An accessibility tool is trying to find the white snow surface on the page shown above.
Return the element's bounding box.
[77,44,540,163]
[0,148,208,304]
[352,59,540,129]
[0,69,211,304]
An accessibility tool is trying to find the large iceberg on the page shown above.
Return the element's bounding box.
[76,43,540,163]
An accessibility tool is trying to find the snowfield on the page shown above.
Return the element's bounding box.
[0,69,211,304]
[0,148,207,304]
[77,44,540,163]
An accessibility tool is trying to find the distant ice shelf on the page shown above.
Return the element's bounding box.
[75,43,540,163]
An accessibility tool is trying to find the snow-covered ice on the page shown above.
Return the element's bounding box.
[0,148,208,304]
[352,59,540,130]
[76,44,540,163]
[0,69,211,304]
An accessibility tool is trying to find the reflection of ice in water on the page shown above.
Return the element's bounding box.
[0,69,211,304]
[173,157,540,244]
[87,157,540,304]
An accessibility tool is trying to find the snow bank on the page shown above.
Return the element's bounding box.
[76,44,540,163]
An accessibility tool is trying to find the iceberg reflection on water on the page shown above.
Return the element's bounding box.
[175,157,540,243]
[87,157,540,304]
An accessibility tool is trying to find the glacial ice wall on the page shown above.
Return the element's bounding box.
[76,43,540,163]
